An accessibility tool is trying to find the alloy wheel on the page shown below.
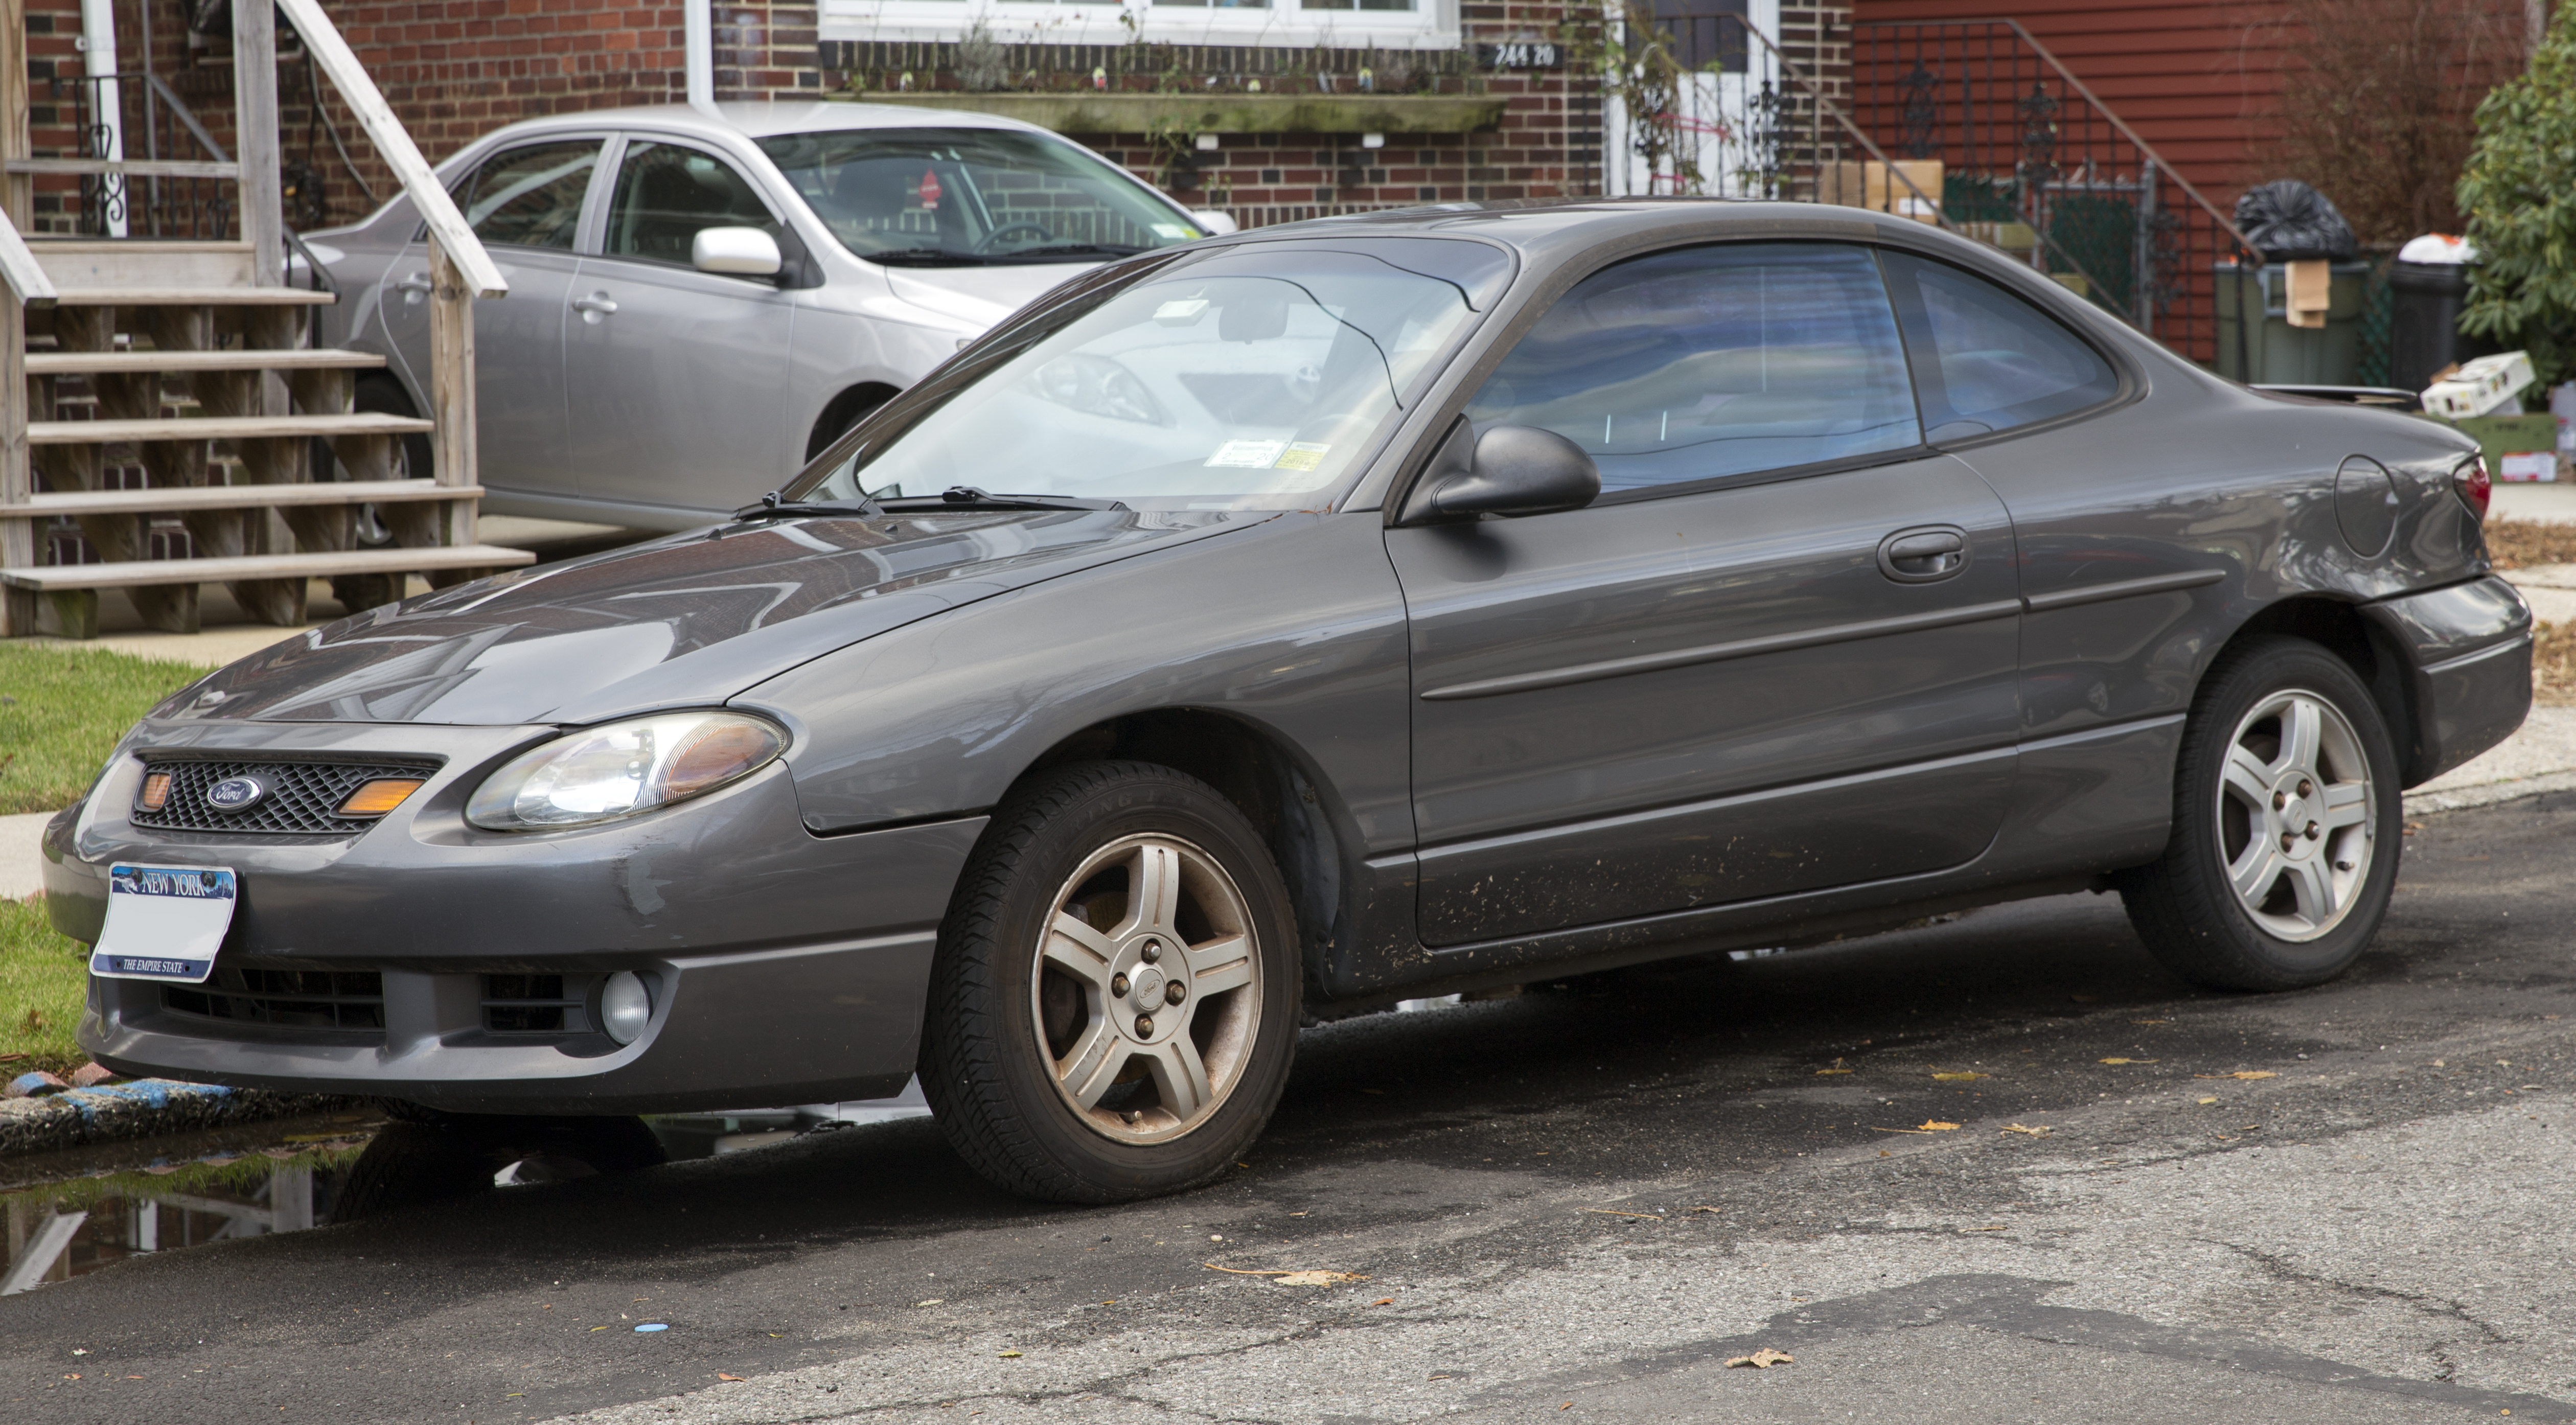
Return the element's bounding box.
[1029,834,1262,1143]
[2214,688,2376,942]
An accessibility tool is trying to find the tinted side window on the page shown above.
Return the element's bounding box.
[456,140,600,249]
[1881,250,2119,436]
[604,141,780,266]
[1464,243,1921,493]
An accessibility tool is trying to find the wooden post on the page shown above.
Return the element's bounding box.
[0,0,28,231]
[427,235,476,549]
[232,0,282,285]
[0,288,32,636]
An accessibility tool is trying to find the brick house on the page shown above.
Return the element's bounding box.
[9,0,1862,238]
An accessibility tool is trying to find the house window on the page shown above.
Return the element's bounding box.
[819,0,1457,50]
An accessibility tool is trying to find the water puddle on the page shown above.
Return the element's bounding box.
[0,1079,933,1294]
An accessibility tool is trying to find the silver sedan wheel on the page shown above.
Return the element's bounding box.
[1030,834,1262,1143]
[2214,688,2377,943]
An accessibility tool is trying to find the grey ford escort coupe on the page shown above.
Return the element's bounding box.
[48,201,2531,1203]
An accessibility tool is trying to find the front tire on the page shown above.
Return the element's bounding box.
[920,762,1302,1203]
[2118,636,2402,991]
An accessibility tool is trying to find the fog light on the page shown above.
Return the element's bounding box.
[601,972,652,1045]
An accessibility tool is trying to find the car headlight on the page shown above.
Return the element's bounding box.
[466,711,786,832]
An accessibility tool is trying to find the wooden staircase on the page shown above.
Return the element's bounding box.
[1,0,527,638]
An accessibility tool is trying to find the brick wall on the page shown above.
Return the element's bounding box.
[13,0,1597,236]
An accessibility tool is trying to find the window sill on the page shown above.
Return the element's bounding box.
[838,91,1507,134]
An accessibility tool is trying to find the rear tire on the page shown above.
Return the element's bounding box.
[919,761,1302,1203]
[2117,637,2401,991]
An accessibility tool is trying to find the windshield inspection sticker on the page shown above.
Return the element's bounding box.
[1273,442,1331,471]
[1155,297,1210,326]
[1206,439,1287,469]
[89,864,236,983]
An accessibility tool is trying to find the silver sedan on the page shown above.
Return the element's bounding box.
[305,102,1228,530]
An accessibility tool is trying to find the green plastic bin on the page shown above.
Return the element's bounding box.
[2213,260,2372,386]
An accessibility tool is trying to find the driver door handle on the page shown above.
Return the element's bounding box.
[572,292,619,319]
[395,273,432,303]
[1877,526,1970,583]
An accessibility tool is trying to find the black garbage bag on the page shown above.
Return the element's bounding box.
[2234,180,2359,263]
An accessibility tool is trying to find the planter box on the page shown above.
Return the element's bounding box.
[840,91,1508,135]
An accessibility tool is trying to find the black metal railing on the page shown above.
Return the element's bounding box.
[48,71,238,240]
[1851,19,2258,365]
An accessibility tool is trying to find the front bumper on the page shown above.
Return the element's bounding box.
[2362,575,2535,787]
[48,718,983,1113]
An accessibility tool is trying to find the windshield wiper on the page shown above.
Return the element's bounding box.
[730,490,885,521]
[985,242,1150,262]
[859,246,991,267]
[878,485,1127,513]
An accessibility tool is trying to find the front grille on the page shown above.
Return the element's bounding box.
[162,968,385,1031]
[132,761,431,835]
[481,974,596,1035]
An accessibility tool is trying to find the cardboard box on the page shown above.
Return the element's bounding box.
[2423,350,2537,419]
[2498,451,2560,483]
[2444,412,2561,477]
[1820,160,1943,223]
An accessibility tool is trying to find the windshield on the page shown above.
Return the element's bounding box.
[798,244,1497,511]
[758,127,1202,265]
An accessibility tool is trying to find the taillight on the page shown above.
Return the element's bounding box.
[2455,453,2491,522]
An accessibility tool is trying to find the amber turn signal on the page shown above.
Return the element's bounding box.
[136,771,174,812]
[337,778,426,818]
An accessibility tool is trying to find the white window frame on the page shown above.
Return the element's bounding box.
[818,0,1462,52]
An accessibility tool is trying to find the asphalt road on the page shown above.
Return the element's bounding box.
[10,793,2576,1425]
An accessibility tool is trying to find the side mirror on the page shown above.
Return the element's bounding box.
[1401,423,1601,525]
[693,226,783,277]
[1191,210,1240,237]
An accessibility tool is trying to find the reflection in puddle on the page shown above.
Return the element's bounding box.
[2,1122,373,1296]
[0,1077,935,1293]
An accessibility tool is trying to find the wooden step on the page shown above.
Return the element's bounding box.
[25,347,388,375]
[16,480,483,519]
[0,544,539,592]
[27,412,433,445]
[28,240,257,290]
[45,286,337,307]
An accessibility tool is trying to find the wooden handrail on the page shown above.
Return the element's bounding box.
[271,0,506,300]
[0,206,53,306]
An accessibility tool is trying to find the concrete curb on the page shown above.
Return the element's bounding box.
[0,1079,357,1159]
[2405,769,2576,817]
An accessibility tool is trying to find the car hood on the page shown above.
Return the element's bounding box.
[882,262,1101,331]
[158,509,1263,727]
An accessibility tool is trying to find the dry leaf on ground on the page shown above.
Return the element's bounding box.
[2099,1058,2156,1065]
[1815,1068,1853,1075]
[1999,1123,2052,1137]
[1919,1120,1961,1131]
[1931,1071,1988,1082]
[1204,1265,1370,1286]
[1726,1348,1795,1369]
[717,1373,745,1382]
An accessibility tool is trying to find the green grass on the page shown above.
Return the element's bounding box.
[1,897,90,1076]
[0,643,214,816]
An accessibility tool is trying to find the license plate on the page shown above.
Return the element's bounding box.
[89,864,237,984]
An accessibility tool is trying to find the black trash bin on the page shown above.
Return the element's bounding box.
[2389,261,2486,394]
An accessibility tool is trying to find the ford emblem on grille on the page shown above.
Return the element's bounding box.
[205,775,269,813]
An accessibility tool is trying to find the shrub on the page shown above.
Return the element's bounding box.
[2458,4,2576,388]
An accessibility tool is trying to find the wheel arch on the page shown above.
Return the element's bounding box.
[2205,595,2430,785]
[807,382,902,462]
[1004,707,1352,995]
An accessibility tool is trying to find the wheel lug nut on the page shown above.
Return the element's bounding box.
[1135,1014,1155,1037]
[1112,973,1130,997]
[2305,822,2320,840]
[2272,791,2286,811]
[1165,980,1185,1005]
[2298,779,2312,797]
[2280,833,2296,852]
[1141,941,1162,963]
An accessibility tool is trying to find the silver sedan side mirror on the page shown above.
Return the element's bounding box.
[693,226,783,277]
[1400,422,1601,525]
[1191,210,1240,237]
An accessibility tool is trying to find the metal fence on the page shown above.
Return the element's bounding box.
[50,71,239,240]
[1850,18,2257,365]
